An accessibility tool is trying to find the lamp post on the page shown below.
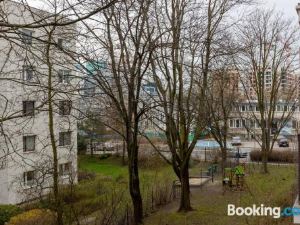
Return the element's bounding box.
[232,136,242,165]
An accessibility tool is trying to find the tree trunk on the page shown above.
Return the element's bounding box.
[122,139,126,165]
[178,163,192,212]
[262,146,269,173]
[221,147,227,179]
[262,129,269,174]
[128,142,143,224]
[46,29,63,225]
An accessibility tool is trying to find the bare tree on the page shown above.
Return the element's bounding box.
[206,66,239,177]
[234,9,299,173]
[146,0,252,211]
[147,0,204,212]
[76,0,156,223]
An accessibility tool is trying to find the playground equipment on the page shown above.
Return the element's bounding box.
[207,164,218,175]
[223,164,245,190]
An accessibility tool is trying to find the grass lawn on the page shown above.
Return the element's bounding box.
[144,164,297,225]
[77,156,297,225]
[78,155,128,178]
[61,155,175,223]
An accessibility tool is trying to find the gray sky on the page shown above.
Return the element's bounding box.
[264,0,299,21]
[27,0,300,23]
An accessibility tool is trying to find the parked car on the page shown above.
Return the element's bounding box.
[278,138,289,147]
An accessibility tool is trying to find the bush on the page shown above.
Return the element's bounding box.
[78,171,96,182]
[99,153,112,160]
[250,150,296,163]
[0,205,22,225]
[139,153,166,169]
[7,209,56,225]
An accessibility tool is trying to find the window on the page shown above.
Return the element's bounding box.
[23,135,36,152]
[276,105,281,111]
[59,132,71,146]
[0,156,7,170]
[57,38,71,50]
[284,105,288,112]
[23,101,35,116]
[144,86,156,95]
[241,105,246,112]
[293,120,297,129]
[23,170,35,186]
[20,29,33,45]
[23,66,34,81]
[59,100,72,115]
[57,38,64,49]
[58,70,71,83]
[235,119,240,128]
[230,119,234,128]
[250,120,255,128]
[59,162,72,176]
[242,119,246,127]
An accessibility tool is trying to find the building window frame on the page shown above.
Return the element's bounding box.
[23,135,36,152]
[58,70,71,84]
[59,162,72,176]
[20,29,33,45]
[235,119,241,128]
[23,101,35,116]
[59,132,72,146]
[22,65,35,81]
[59,100,72,116]
[23,170,35,186]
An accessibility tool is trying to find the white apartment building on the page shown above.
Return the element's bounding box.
[0,1,78,204]
[228,101,300,140]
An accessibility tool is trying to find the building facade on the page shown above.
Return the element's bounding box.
[0,1,78,204]
[228,101,300,140]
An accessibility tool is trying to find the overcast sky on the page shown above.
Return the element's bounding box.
[27,0,300,23]
[263,0,299,21]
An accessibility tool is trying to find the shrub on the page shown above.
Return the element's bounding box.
[0,205,22,225]
[78,171,96,182]
[99,153,112,160]
[250,150,296,163]
[7,209,56,225]
[115,174,127,183]
[139,153,166,169]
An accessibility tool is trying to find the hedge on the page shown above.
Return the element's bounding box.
[0,205,22,225]
[250,150,296,163]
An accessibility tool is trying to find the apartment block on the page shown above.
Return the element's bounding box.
[0,1,78,204]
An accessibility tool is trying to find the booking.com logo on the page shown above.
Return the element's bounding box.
[227,204,300,219]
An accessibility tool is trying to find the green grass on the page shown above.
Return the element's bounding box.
[144,164,296,225]
[60,155,176,223]
[78,155,128,178]
[19,155,295,225]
